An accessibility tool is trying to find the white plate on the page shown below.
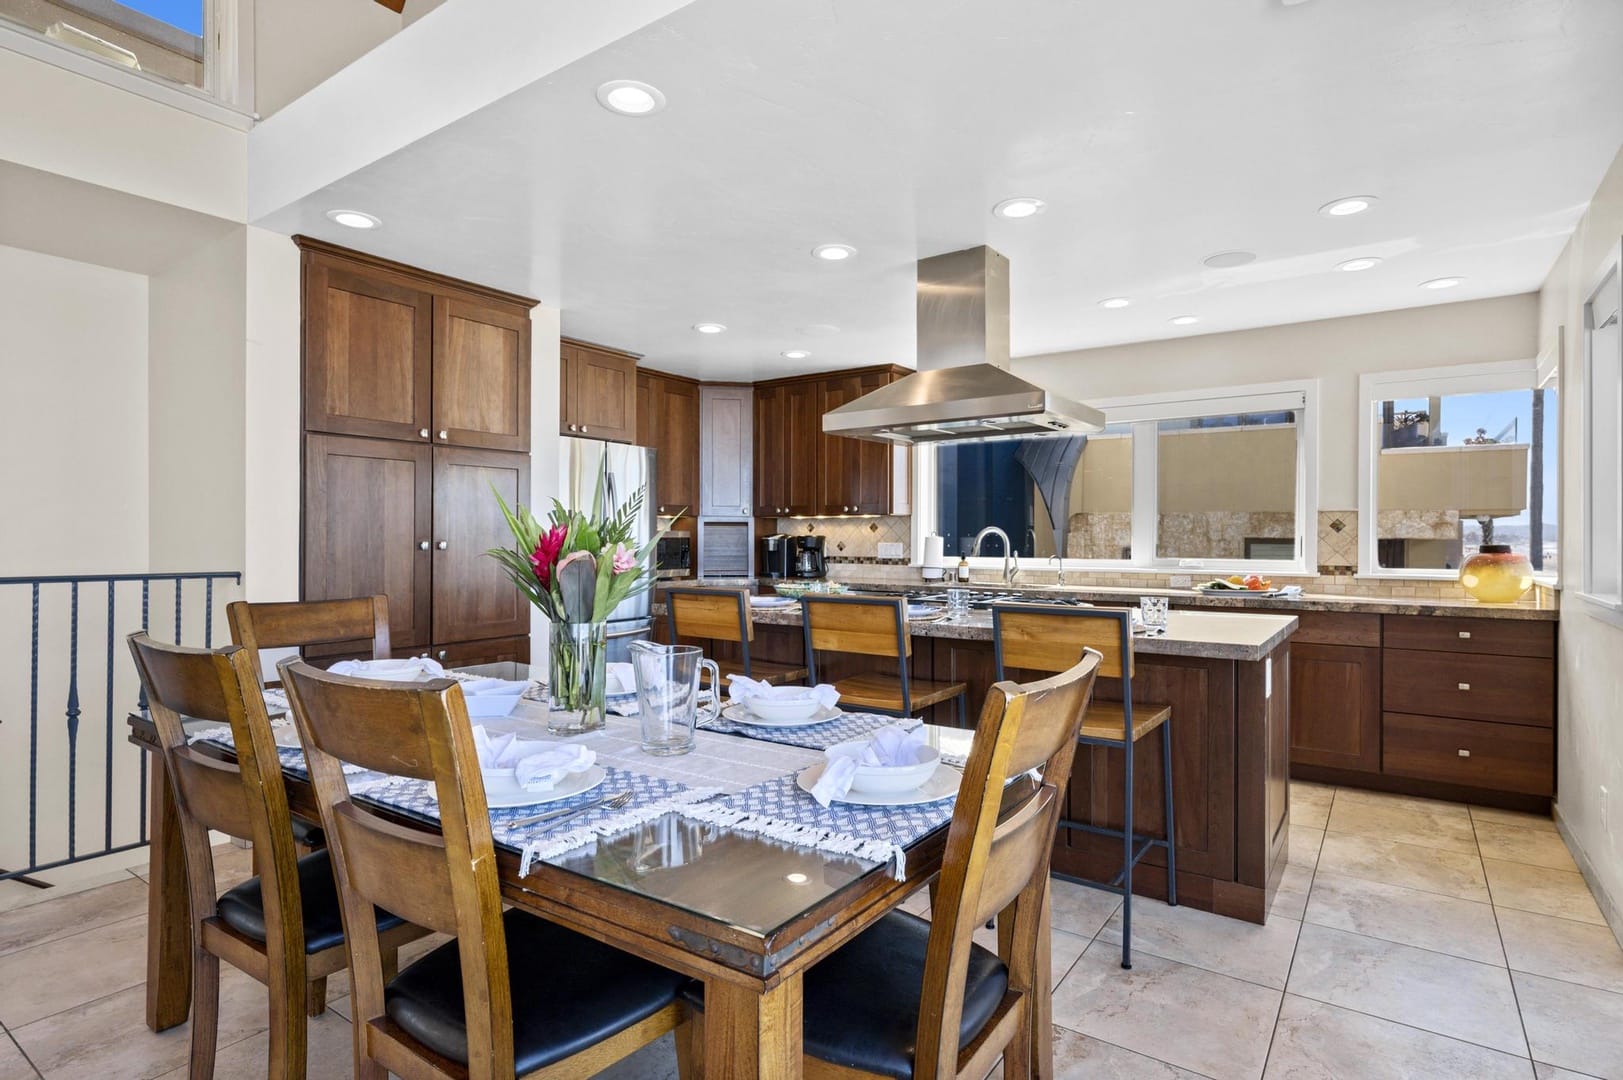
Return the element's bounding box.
[795,761,962,807]
[721,701,842,728]
[906,604,942,619]
[750,596,797,608]
[484,765,606,809]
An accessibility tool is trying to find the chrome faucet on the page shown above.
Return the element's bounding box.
[971,526,1021,585]
[1049,554,1066,587]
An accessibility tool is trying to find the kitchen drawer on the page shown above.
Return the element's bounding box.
[1383,615,1555,658]
[1383,649,1554,727]
[1293,611,1382,647]
[1382,712,1553,796]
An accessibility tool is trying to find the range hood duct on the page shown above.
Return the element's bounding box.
[821,245,1104,445]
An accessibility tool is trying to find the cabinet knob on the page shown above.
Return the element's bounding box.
[438,430,449,440]
[418,428,430,439]
[1458,748,1472,758]
[1458,630,1472,639]
[580,426,588,433]
[437,650,448,661]
[436,540,448,551]
[418,541,430,551]
[1457,682,1471,691]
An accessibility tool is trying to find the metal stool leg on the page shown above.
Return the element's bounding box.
[1121,736,1134,970]
[1162,718,1177,907]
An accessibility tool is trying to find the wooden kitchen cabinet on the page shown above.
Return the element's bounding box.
[1289,642,1382,773]
[638,370,701,519]
[434,295,530,452]
[821,369,905,515]
[431,447,533,644]
[784,379,822,516]
[699,385,753,517]
[753,383,789,516]
[561,339,639,443]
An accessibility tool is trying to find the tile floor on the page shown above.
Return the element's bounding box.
[1,784,1620,1078]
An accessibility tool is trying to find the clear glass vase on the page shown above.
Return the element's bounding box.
[547,620,608,734]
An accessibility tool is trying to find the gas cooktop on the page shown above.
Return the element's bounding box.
[904,590,1094,610]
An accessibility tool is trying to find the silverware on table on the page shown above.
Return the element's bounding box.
[506,789,633,829]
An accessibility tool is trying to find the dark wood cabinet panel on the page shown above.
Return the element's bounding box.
[1292,612,1381,648]
[1383,615,1555,658]
[430,447,532,644]
[566,342,638,443]
[1289,642,1382,773]
[303,258,433,442]
[1383,712,1553,796]
[784,380,821,516]
[433,295,530,451]
[1383,648,1555,727]
[850,370,899,514]
[419,635,531,668]
[303,435,432,649]
[818,375,862,515]
[656,377,700,518]
[753,383,789,516]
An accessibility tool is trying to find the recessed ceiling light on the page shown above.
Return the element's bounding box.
[693,322,727,334]
[1420,277,1463,290]
[1098,297,1132,309]
[1169,315,1200,326]
[782,349,810,360]
[595,79,667,116]
[1204,251,1256,269]
[992,197,1046,220]
[326,209,380,229]
[1338,257,1383,272]
[1319,196,1378,217]
[812,244,857,262]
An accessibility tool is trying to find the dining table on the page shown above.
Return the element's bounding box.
[127,661,1057,1079]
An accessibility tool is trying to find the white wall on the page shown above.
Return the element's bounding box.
[1015,295,1540,509]
[243,227,303,602]
[1539,145,1623,932]
[0,244,149,574]
[253,0,404,117]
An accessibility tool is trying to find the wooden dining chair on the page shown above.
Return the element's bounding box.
[991,604,1177,969]
[666,586,808,686]
[679,651,1103,1080]
[127,633,426,1080]
[801,594,969,724]
[226,596,391,688]
[278,658,690,1080]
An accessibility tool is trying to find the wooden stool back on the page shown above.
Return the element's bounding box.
[667,587,752,644]
[918,651,1101,1080]
[279,659,515,1077]
[992,604,1133,679]
[802,594,909,658]
[227,596,391,687]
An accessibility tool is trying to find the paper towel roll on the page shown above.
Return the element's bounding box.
[922,534,945,568]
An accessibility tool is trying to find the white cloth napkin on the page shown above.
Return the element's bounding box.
[456,677,530,719]
[471,725,596,791]
[810,724,929,807]
[328,657,447,681]
[727,675,840,709]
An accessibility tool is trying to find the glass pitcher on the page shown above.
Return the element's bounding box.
[628,641,720,756]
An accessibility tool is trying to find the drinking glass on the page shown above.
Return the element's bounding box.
[629,641,719,756]
[946,588,971,617]
[1139,595,1170,629]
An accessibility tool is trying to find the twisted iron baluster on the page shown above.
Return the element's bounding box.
[66,583,79,860]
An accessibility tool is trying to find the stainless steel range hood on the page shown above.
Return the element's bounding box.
[822,245,1104,444]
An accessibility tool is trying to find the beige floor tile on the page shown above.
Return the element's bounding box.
[1333,787,1470,816]
[594,1030,680,1079]
[1317,832,1489,902]
[1485,859,1608,926]
[11,967,270,1080]
[1049,878,1123,939]
[154,1006,357,1080]
[1050,929,1089,991]
[1097,898,1302,989]
[1304,871,1504,964]
[1052,939,1281,1080]
[1271,864,1313,922]
[1038,1025,1209,1078]
[1535,1064,1608,1079]
[1286,923,1526,1056]
[0,877,148,959]
[1326,793,1478,854]
[1290,784,1334,831]
[209,842,257,890]
[0,1032,38,1080]
[1498,908,1623,994]
[1287,826,1323,871]
[321,930,450,1005]
[1472,804,1559,832]
[1264,994,1534,1079]
[1475,820,1581,872]
[0,915,148,1028]
[1515,971,1623,1079]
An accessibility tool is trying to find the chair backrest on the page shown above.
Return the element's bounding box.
[915,651,1101,1080]
[279,659,515,1075]
[802,594,909,659]
[992,604,1133,680]
[667,587,752,645]
[126,633,308,963]
[227,596,391,687]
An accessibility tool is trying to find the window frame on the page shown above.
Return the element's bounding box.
[1580,239,1623,624]
[913,378,1319,577]
[1356,358,1552,581]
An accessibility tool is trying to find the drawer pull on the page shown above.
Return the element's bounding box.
[1458,682,1471,691]
[1458,630,1472,639]
[1458,748,1471,758]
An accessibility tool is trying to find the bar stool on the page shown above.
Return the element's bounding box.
[802,594,968,724]
[991,604,1176,969]
[666,587,808,687]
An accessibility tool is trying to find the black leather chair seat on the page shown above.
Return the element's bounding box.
[679,910,1009,1079]
[384,909,687,1075]
[289,817,325,849]
[216,848,401,954]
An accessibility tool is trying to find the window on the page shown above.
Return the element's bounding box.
[1582,246,1623,613]
[1359,361,1558,578]
[922,382,1315,573]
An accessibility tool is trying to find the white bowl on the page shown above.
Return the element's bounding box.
[829,743,942,795]
[745,687,823,724]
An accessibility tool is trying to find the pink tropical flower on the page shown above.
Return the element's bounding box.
[611,543,637,575]
[529,524,568,588]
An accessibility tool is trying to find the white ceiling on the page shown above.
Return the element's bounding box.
[253,0,1623,381]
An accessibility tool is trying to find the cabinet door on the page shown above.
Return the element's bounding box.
[784,380,822,516]
[754,384,788,516]
[558,344,578,434]
[433,295,530,452]
[818,375,861,514]
[573,346,639,443]
[421,635,532,668]
[304,258,433,442]
[656,378,700,518]
[303,434,432,649]
[431,447,533,644]
[850,371,898,514]
[1290,642,1382,773]
[700,386,754,516]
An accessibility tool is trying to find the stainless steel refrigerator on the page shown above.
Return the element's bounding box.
[558,438,658,661]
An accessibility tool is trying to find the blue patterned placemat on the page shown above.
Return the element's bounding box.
[704,709,918,752]
[678,769,958,879]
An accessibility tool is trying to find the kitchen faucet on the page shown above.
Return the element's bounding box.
[1049,554,1066,587]
[971,526,1021,585]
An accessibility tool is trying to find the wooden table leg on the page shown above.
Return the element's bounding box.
[145,753,192,1032]
[702,974,803,1080]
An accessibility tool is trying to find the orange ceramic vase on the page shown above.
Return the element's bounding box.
[1458,544,1534,603]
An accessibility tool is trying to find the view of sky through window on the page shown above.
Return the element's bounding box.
[124,0,202,36]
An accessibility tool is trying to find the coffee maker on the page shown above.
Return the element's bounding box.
[793,535,827,579]
[759,534,792,580]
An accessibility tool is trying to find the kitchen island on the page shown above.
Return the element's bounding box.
[661,596,1297,923]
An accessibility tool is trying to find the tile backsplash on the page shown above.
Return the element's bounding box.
[774,516,911,562]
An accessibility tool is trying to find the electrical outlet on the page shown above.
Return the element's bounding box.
[1169,574,1193,588]
[877,542,904,559]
